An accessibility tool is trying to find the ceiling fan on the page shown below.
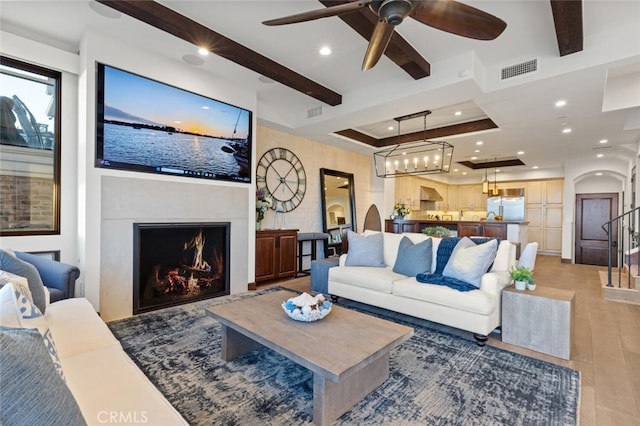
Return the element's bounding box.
[263,0,507,71]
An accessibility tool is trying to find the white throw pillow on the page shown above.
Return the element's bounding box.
[442,238,498,288]
[490,240,513,272]
[0,283,65,380]
[0,269,33,304]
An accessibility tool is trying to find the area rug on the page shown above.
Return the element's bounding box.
[107,288,580,425]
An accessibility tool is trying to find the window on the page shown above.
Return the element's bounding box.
[0,56,61,235]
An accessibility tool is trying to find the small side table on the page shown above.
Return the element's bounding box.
[502,285,575,360]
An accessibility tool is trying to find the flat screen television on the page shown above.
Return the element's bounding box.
[95,63,252,183]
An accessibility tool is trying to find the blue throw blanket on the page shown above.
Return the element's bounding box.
[416,237,496,292]
[415,273,478,292]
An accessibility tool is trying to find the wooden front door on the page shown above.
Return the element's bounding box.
[575,193,618,266]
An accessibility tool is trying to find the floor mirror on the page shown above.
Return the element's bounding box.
[320,168,356,257]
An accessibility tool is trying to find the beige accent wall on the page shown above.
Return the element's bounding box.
[257,126,373,234]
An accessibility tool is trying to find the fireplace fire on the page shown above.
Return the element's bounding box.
[133,222,230,314]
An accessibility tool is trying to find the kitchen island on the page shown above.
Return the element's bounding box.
[385,219,528,254]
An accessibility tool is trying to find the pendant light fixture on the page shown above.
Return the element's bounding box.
[373,110,454,178]
[492,158,499,196]
[482,159,489,194]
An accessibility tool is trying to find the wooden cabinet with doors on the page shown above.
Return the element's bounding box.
[525,180,563,253]
[482,222,508,239]
[458,222,483,237]
[255,229,298,283]
[458,184,487,210]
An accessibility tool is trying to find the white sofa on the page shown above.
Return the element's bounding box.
[46,297,188,425]
[328,232,516,345]
[0,278,187,425]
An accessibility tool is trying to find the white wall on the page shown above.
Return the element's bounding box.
[76,30,257,318]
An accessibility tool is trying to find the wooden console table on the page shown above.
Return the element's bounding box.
[255,229,298,284]
[501,286,575,360]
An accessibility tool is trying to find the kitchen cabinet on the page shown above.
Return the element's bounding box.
[525,180,563,253]
[447,185,459,210]
[482,222,508,239]
[255,229,298,283]
[458,184,486,210]
[458,222,483,237]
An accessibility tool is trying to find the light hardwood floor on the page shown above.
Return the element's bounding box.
[261,255,640,426]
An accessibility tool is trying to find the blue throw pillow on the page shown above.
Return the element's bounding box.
[0,249,46,313]
[442,238,498,288]
[345,231,385,267]
[0,326,87,425]
[393,237,433,276]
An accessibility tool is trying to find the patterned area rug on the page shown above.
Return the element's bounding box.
[107,288,580,425]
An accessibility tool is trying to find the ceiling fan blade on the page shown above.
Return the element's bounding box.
[263,1,372,26]
[410,0,507,40]
[362,20,395,71]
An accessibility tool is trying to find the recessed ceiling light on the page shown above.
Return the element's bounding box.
[476,141,483,145]
[198,47,209,56]
[319,46,332,56]
[562,128,572,134]
[89,1,122,18]
[182,54,204,66]
[597,153,604,158]
[462,172,468,175]
[496,169,501,173]
[474,149,480,153]
[532,166,539,169]
[471,156,478,160]
[388,126,394,131]
[454,111,462,116]
[453,168,459,172]
[447,153,452,156]
[555,99,567,107]
[596,172,603,176]
[516,151,524,155]
[599,139,608,144]
[258,75,275,84]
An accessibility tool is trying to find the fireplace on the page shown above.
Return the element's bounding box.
[133,222,230,314]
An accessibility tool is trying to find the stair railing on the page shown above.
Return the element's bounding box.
[602,206,640,288]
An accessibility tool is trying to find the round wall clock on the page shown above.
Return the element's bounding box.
[256,147,306,212]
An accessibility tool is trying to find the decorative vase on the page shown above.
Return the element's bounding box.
[527,283,536,291]
[514,280,527,291]
[256,220,262,231]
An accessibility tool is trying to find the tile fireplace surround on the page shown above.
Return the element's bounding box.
[98,176,250,321]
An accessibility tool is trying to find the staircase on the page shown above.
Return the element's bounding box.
[602,206,640,305]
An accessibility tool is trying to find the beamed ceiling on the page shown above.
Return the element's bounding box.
[97,0,585,148]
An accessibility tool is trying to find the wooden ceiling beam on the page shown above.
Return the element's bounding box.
[97,0,342,106]
[336,118,498,148]
[550,0,584,56]
[319,0,431,79]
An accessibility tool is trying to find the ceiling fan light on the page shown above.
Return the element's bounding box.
[377,0,413,26]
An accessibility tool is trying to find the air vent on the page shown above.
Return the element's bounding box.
[307,106,323,118]
[501,59,538,80]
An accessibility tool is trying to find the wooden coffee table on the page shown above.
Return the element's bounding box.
[205,290,413,426]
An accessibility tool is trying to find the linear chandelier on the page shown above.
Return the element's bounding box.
[373,110,454,178]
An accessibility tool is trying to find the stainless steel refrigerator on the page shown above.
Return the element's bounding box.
[487,188,525,221]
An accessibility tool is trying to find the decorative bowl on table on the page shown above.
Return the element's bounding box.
[282,292,332,322]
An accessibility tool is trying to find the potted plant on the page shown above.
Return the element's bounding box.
[394,202,411,219]
[510,266,533,291]
[422,226,452,238]
[527,278,536,291]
